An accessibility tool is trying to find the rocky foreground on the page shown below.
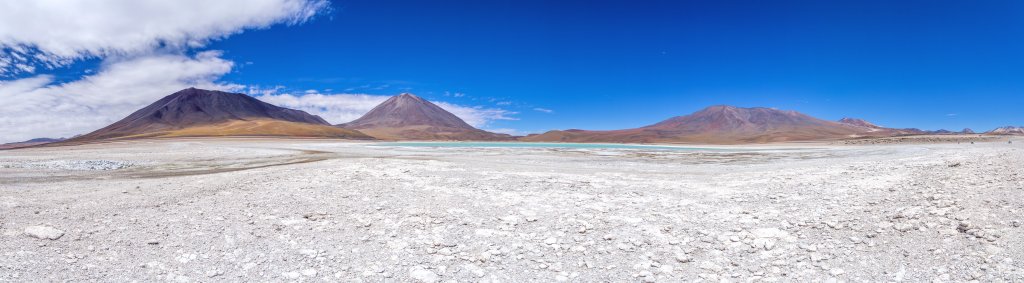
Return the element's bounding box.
[0,139,1021,282]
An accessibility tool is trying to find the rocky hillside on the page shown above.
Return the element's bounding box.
[987,126,1024,135]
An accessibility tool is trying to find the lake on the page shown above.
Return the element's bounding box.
[372,142,711,151]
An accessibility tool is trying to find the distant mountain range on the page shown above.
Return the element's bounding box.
[9,88,1020,148]
[523,106,1009,144]
[337,93,512,141]
[836,118,975,136]
[63,88,371,143]
[524,106,890,143]
[0,138,66,150]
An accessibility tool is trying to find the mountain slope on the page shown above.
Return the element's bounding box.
[838,118,881,129]
[66,88,371,142]
[987,126,1024,135]
[523,106,876,144]
[337,93,512,140]
[837,117,934,136]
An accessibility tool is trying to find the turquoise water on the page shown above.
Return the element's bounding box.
[372,142,710,151]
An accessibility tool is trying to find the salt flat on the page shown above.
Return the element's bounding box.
[0,138,1021,282]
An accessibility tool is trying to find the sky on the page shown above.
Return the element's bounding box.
[1,0,1023,143]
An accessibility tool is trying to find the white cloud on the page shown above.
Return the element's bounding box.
[533,107,554,113]
[0,0,329,75]
[0,52,236,143]
[255,92,391,125]
[483,128,520,135]
[255,92,518,128]
[434,102,519,127]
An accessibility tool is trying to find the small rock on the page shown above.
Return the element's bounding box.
[894,223,914,232]
[282,271,300,279]
[24,226,64,240]
[301,269,317,276]
[410,267,438,283]
[957,221,973,233]
[675,253,692,263]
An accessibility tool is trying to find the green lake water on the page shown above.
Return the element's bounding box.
[372,142,712,151]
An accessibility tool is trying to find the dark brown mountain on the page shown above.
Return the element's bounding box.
[337,93,512,140]
[523,105,880,144]
[65,88,371,142]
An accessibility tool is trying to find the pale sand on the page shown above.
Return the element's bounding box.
[0,138,1021,281]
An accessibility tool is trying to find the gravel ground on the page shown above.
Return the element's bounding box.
[0,138,1022,282]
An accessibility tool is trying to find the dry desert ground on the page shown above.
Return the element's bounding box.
[1,138,1022,282]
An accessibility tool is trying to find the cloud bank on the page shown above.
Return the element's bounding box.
[0,0,329,75]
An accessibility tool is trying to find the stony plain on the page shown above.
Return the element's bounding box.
[0,138,1021,282]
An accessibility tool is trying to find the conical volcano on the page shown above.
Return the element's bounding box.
[337,93,512,140]
[67,88,371,142]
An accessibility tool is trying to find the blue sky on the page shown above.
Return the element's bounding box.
[2,0,1023,142]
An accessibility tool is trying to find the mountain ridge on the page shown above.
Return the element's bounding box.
[987,126,1024,135]
[523,105,886,144]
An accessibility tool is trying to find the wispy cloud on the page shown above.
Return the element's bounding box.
[434,102,518,127]
[443,91,466,98]
[533,107,554,113]
[483,128,520,135]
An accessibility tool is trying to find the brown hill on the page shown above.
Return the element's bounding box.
[523,105,878,144]
[65,88,371,142]
[0,138,65,150]
[838,118,881,129]
[987,126,1024,135]
[337,93,512,140]
[837,117,929,136]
